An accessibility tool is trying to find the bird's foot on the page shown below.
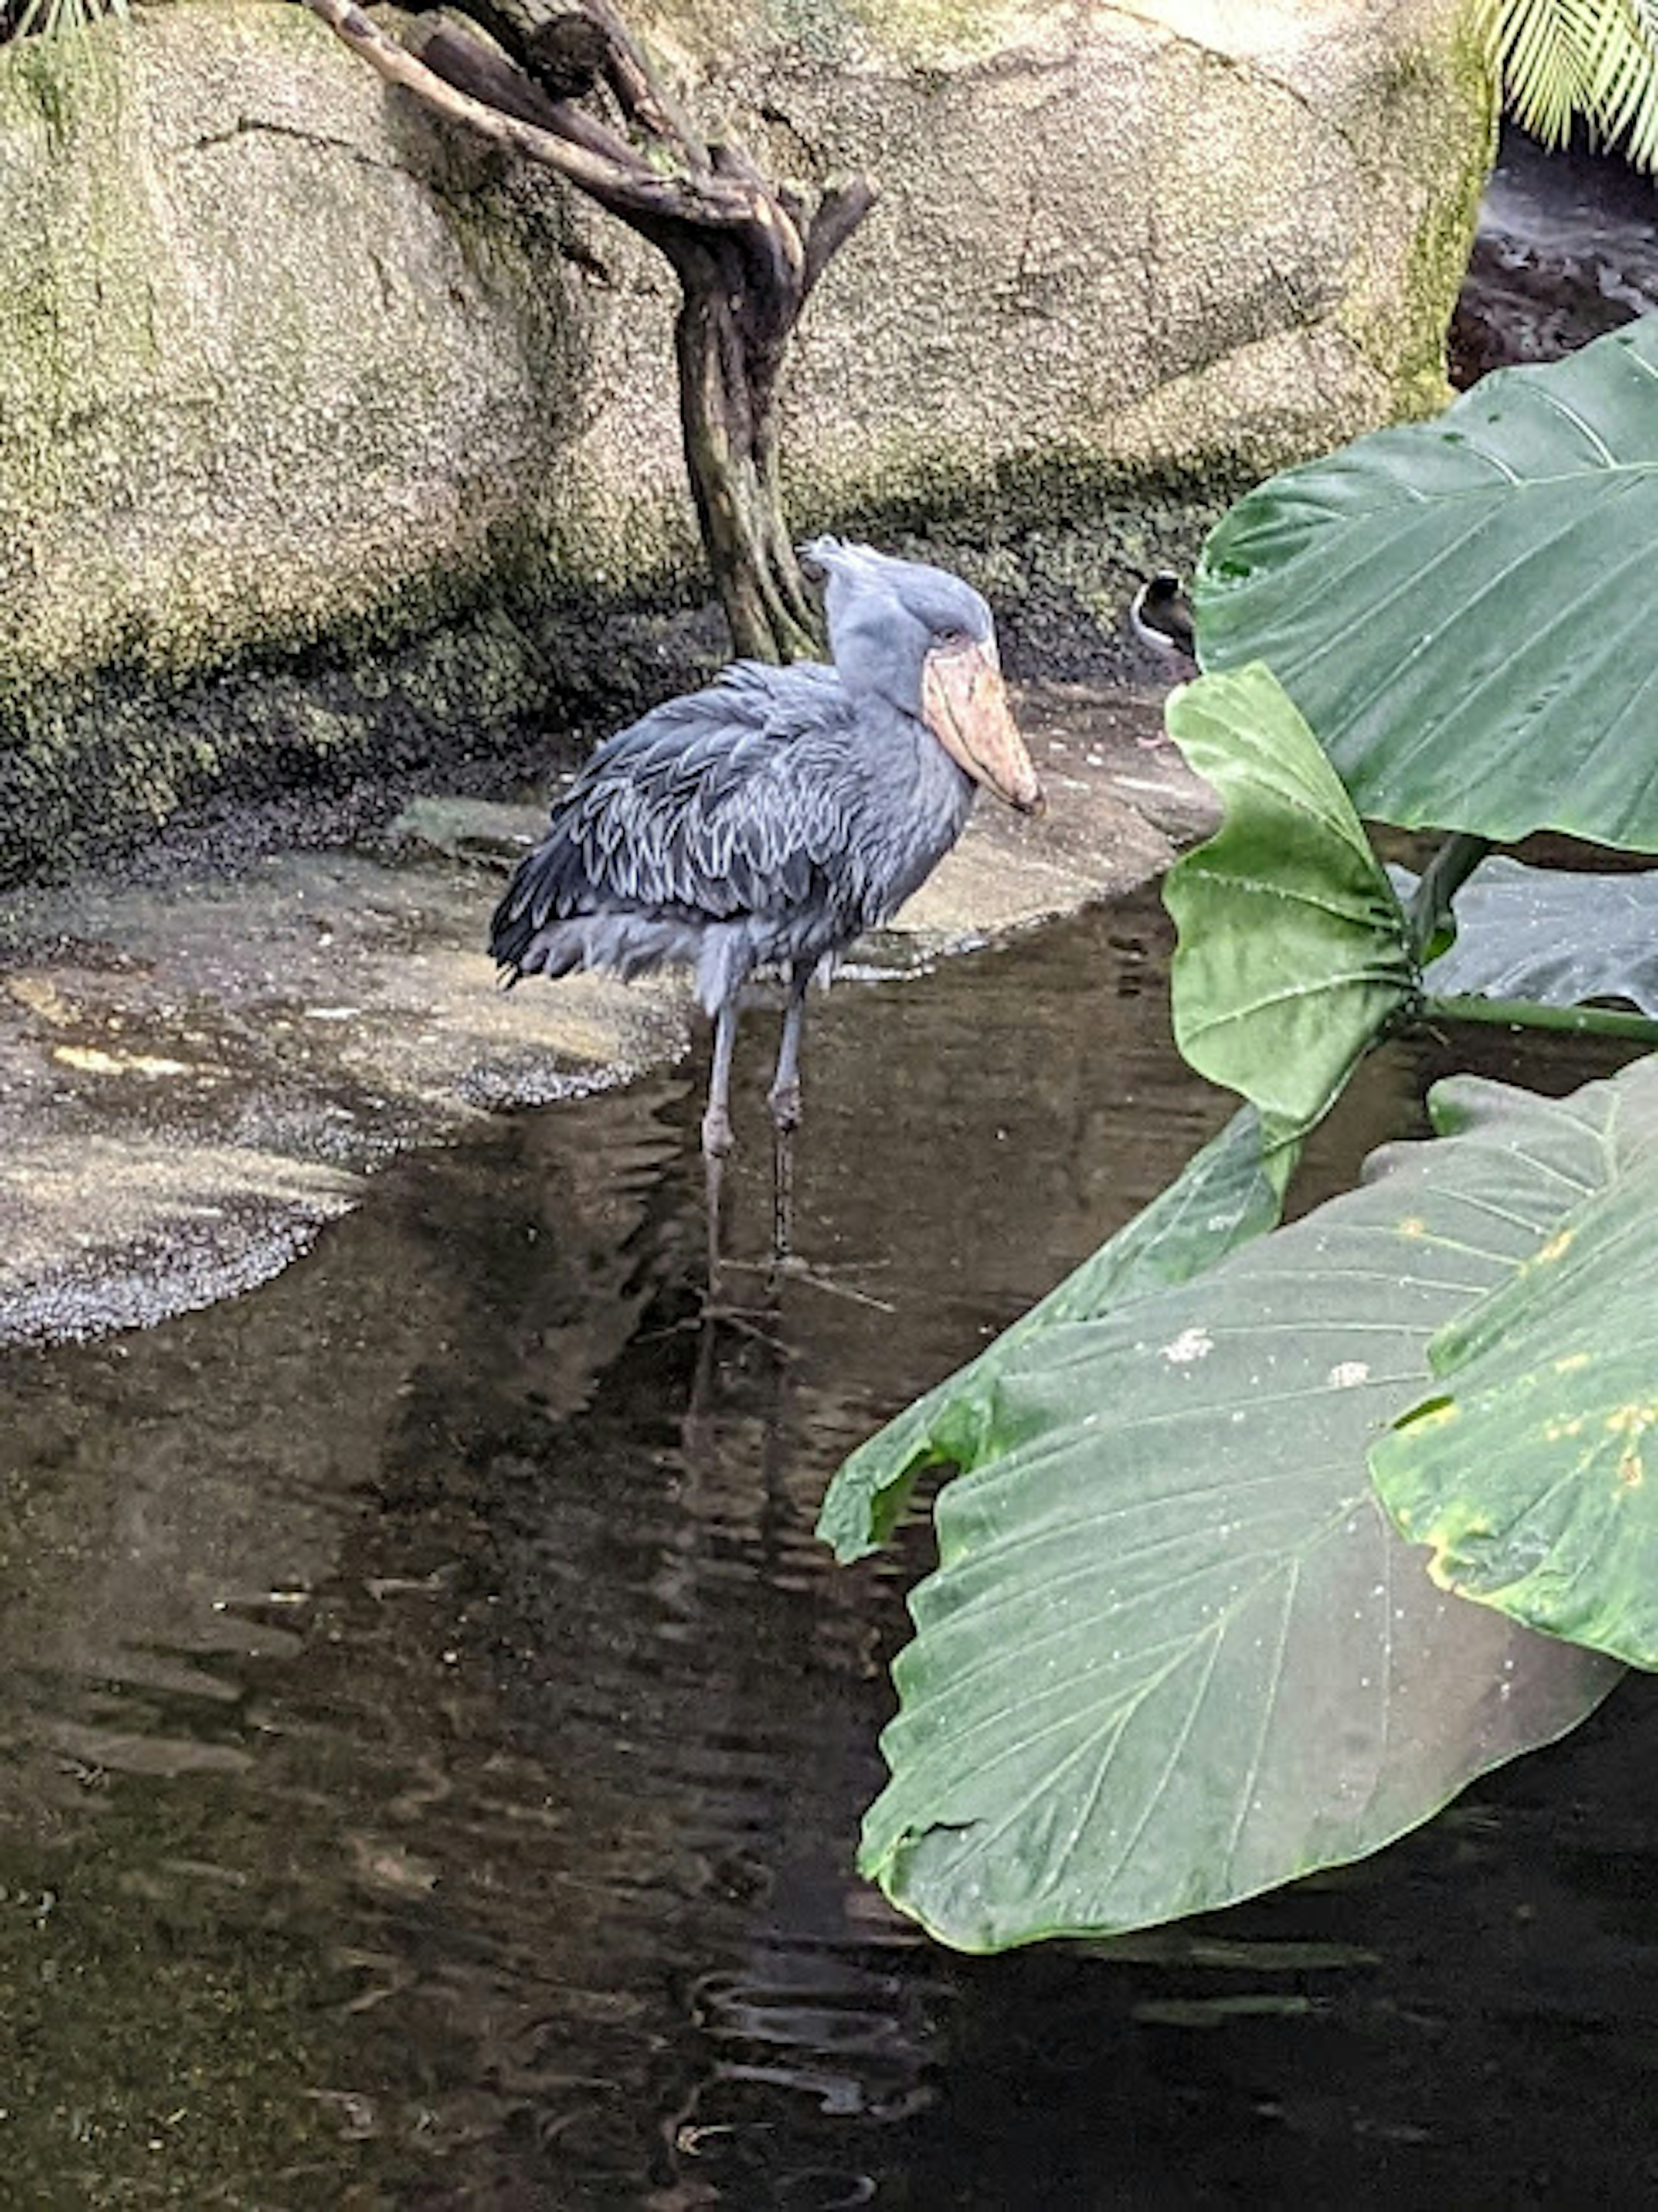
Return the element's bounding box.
[775,1253,895,1312]
[725,1251,895,1313]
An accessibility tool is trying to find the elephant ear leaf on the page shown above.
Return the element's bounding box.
[1162,666,1417,1172]
[858,1066,1630,1953]
[1373,1053,1658,1670]
[817,1106,1289,1562]
[1196,316,1658,851]
[1410,856,1658,1016]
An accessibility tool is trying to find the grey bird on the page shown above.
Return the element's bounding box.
[490,538,1044,1168]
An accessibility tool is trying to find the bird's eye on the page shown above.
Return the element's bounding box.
[936,626,970,649]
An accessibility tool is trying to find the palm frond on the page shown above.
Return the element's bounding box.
[2,0,127,42]
[1483,0,1658,171]
[1591,0,1658,162]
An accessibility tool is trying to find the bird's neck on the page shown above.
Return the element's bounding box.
[843,703,977,922]
[865,699,974,805]
[913,712,978,825]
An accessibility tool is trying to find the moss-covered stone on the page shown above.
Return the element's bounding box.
[0,0,1493,885]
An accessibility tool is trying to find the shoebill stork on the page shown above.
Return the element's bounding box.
[490,538,1044,1249]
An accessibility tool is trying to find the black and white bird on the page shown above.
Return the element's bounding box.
[491,538,1045,1163]
[1128,571,1196,664]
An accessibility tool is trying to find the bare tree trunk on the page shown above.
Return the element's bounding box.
[301,0,875,663]
[673,245,820,660]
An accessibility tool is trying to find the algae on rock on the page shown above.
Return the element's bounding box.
[0,0,1493,884]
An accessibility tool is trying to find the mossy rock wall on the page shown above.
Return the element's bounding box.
[652,0,1496,517]
[0,0,1493,884]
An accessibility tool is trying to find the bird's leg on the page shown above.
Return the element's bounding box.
[760,972,893,1308]
[705,1146,727,1300]
[773,1121,794,1262]
[699,996,774,1329]
[769,968,810,1259]
[767,970,808,1138]
[702,1000,739,1160]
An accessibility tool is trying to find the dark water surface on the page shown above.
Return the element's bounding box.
[3,899,1656,2209]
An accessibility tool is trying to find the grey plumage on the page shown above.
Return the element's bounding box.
[493,658,968,1012]
[491,538,1043,1157]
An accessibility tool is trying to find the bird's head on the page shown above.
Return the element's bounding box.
[800,538,1044,815]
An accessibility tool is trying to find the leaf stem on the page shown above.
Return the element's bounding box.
[1404,832,1492,964]
[1423,994,1658,1045]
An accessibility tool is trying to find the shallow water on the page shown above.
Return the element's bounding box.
[2,897,1655,2209]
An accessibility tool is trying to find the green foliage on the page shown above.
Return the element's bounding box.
[1373,1059,1658,1666]
[1197,318,1658,852]
[0,0,126,44]
[1163,669,1418,1169]
[827,323,1658,1956]
[858,1074,1623,1949]
[1482,0,1658,172]
[1409,856,1658,1016]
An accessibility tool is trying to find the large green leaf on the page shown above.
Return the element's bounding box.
[817,1106,1289,1562]
[1412,855,1658,1015]
[1197,317,1658,851]
[1162,667,1417,1164]
[861,1073,1628,1952]
[1373,1055,1658,1668]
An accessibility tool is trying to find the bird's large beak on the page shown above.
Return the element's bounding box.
[921,641,1045,815]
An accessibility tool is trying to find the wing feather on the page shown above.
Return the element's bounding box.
[493,660,870,971]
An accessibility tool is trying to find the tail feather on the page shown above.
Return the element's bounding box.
[490,827,587,971]
[491,797,754,1014]
[492,832,723,993]
[495,909,714,993]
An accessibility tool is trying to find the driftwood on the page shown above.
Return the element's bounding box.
[300,0,876,659]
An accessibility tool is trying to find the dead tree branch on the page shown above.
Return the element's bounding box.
[300,0,877,660]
